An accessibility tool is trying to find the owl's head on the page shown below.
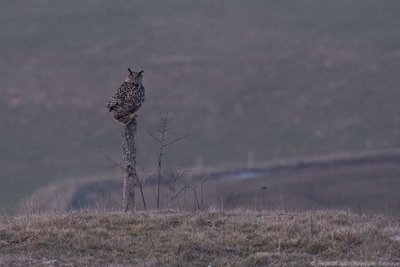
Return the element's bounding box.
[126,68,144,83]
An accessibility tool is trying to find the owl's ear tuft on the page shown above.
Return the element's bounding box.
[128,68,133,74]
[138,70,144,75]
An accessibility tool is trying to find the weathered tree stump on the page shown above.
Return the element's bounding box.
[122,116,138,212]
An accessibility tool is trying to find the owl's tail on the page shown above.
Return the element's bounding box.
[113,113,136,124]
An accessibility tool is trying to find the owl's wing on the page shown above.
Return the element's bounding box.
[131,84,145,109]
[107,82,131,111]
[107,96,119,111]
[122,84,144,114]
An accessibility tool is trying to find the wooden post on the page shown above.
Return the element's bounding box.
[122,116,138,212]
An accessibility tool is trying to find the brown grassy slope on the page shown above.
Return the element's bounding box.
[0,210,399,266]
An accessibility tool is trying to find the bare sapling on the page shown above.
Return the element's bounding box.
[150,114,188,209]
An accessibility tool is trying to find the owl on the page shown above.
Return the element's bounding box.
[107,68,145,124]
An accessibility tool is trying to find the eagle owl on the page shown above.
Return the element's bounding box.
[107,68,145,124]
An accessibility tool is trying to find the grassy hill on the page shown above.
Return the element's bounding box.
[1,1,400,210]
[0,210,399,266]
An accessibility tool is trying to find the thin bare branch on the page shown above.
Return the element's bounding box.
[149,133,162,143]
[103,153,124,170]
[163,134,190,147]
[200,176,211,209]
[222,190,234,210]
[186,184,201,210]
[170,184,190,201]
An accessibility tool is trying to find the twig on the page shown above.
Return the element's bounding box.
[221,190,234,210]
[200,176,211,209]
[102,153,124,170]
[135,174,150,210]
[163,134,190,147]
[186,184,201,210]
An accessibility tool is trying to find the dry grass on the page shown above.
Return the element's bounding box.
[0,209,399,266]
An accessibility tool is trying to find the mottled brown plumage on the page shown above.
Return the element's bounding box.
[107,68,145,124]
